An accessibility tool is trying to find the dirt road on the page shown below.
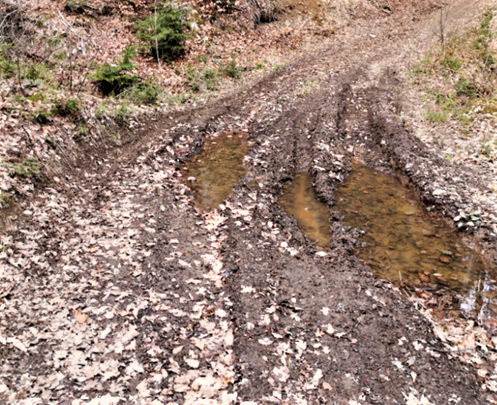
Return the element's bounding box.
[1,0,497,404]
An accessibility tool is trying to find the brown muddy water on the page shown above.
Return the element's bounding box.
[182,132,248,209]
[334,164,497,321]
[279,173,332,249]
[280,165,497,322]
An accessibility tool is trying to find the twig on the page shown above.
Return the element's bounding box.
[57,9,83,41]
[154,0,161,70]
[20,124,45,170]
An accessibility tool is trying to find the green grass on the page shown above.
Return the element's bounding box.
[426,109,448,124]
[440,56,461,73]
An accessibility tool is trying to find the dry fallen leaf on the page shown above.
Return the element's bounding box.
[73,310,88,324]
[322,381,332,391]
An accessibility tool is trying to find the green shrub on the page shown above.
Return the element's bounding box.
[202,69,218,89]
[5,158,41,178]
[185,65,201,92]
[65,1,88,14]
[455,78,477,97]
[32,108,53,124]
[53,98,80,117]
[221,56,242,79]
[91,45,139,95]
[440,56,461,73]
[25,64,42,80]
[130,80,162,105]
[0,59,15,79]
[0,45,16,79]
[74,122,90,141]
[185,66,220,92]
[133,2,191,61]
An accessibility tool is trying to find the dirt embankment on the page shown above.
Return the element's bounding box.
[1,0,497,404]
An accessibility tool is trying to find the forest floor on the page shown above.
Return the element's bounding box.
[2,0,497,404]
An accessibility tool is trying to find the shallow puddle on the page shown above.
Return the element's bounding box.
[334,163,496,320]
[279,173,332,249]
[182,132,248,209]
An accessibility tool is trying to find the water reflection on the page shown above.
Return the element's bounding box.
[334,163,494,321]
[182,132,248,209]
[279,172,332,249]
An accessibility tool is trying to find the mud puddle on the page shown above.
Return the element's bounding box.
[279,172,331,248]
[334,163,497,321]
[182,132,248,209]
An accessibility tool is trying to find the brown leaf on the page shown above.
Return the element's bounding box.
[418,272,430,283]
[322,382,333,391]
[73,310,88,324]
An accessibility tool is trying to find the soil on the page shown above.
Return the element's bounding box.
[2,0,497,404]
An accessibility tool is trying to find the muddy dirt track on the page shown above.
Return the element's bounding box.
[2,0,497,404]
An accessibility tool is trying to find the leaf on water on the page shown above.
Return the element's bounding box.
[73,309,88,324]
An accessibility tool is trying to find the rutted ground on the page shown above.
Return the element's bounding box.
[2,0,497,404]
